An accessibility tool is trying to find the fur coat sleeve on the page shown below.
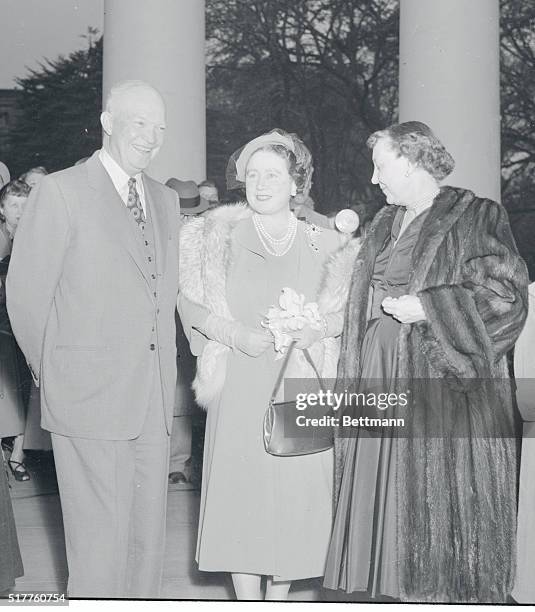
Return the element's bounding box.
[410,197,528,384]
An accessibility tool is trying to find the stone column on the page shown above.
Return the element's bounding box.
[399,0,500,201]
[103,0,206,183]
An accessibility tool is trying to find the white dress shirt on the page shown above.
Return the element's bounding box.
[99,148,147,216]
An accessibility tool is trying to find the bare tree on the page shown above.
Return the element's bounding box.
[500,0,535,277]
[501,0,535,199]
[206,0,399,217]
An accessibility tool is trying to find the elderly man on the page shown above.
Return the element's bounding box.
[7,81,181,598]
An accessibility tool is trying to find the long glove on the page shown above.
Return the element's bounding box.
[202,313,271,357]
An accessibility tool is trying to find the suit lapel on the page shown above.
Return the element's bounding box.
[85,151,152,286]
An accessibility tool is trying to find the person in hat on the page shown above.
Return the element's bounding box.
[178,129,362,600]
[166,178,209,216]
[165,178,208,490]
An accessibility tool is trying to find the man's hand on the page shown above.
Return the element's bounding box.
[381,295,426,324]
[235,327,273,357]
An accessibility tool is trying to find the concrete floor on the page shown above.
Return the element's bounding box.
[6,452,361,602]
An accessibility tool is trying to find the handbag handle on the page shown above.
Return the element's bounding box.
[270,340,325,404]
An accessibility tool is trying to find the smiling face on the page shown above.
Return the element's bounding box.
[1,194,27,236]
[245,149,297,215]
[371,137,412,206]
[101,85,166,176]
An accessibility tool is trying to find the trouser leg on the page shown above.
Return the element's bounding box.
[169,415,192,477]
[51,433,134,598]
[126,395,169,598]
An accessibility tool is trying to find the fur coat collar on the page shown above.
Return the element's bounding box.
[179,203,361,409]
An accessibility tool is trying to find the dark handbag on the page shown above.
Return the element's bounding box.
[263,341,333,456]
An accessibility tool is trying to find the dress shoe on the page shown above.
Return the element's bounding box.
[8,460,31,482]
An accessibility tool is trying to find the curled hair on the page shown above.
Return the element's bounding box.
[0,179,30,206]
[0,179,31,222]
[367,121,455,181]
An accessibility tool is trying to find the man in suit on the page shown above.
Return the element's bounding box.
[7,80,181,598]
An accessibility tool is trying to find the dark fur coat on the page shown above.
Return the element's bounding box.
[335,186,529,602]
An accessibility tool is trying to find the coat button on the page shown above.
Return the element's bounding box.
[150,344,156,351]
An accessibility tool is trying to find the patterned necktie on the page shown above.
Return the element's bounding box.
[127,177,146,230]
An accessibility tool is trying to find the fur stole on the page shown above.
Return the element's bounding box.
[179,203,361,409]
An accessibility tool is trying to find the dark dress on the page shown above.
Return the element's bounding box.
[324,208,429,598]
[0,250,24,594]
[0,254,27,438]
[0,254,47,448]
[0,466,23,593]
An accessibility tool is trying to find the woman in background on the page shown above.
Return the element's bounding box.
[0,180,31,481]
[16,168,53,455]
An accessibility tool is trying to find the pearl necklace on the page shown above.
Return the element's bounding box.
[253,213,298,257]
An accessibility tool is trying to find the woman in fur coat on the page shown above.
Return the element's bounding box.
[178,129,360,600]
[323,121,529,603]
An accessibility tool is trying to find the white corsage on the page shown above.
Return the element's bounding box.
[262,287,323,358]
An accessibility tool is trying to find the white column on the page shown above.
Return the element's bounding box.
[103,0,206,183]
[399,0,500,201]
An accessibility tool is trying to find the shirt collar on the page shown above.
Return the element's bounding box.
[99,148,143,193]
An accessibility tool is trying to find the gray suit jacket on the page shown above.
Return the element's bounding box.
[7,151,181,440]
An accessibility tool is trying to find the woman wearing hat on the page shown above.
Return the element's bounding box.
[178,129,360,600]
